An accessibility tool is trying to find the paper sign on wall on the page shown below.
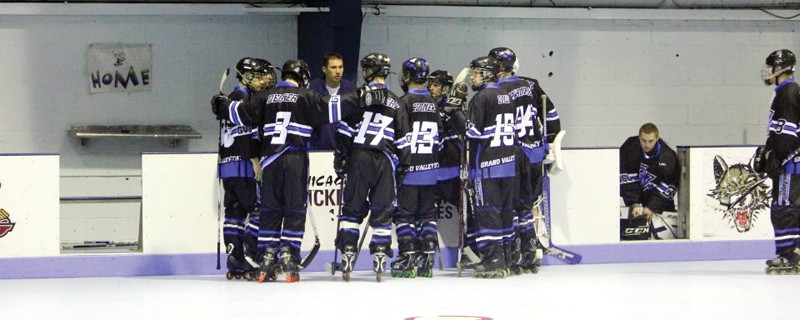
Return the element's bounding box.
[88,43,152,93]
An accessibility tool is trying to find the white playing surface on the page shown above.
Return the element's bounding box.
[3,260,794,320]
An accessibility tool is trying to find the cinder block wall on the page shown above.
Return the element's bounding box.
[359,14,798,148]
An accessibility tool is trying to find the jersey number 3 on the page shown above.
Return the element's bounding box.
[271,111,292,145]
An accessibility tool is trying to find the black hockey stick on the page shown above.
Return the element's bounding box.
[446,67,480,277]
[326,178,345,275]
[727,146,800,210]
[299,205,321,269]
[538,94,581,265]
[215,68,229,271]
[351,222,370,268]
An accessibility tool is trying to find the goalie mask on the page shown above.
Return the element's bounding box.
[468,56,501,92]
[427,70,454,99]
[281,59,311,88]
[488,47,519,75]
[361,52,391,83]
[236,57,276,93]
[399,57,429,93]
[762,49,796,86]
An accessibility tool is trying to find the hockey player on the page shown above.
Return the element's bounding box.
[219,57,275,280]
[429,70,475,270]
[211,59,387,283]
[619,123,679,241]
[754,49,800,274]
[391,58,443,278]
[489,47,555,274]
[335,52,409,282]
[428,70,453,106]
[463,56,517,278]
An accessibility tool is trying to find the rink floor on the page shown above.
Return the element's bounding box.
[4,259,796,320]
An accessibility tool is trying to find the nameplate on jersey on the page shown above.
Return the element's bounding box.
[507,86,532,100]
[267,93,299,104]
[497,95,510,104]
[412,102,437,113]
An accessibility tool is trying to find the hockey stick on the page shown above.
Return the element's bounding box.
[326,178,345,275]
[538,94,581,264]
[727,146,800,210]
[436,231,444,271]
[351,222,370,268]
[219,68,230,94]
[215,68,230,271]
[299,206,321,269]
[452,66,475,277]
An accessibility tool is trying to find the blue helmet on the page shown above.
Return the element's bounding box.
[400,57,430,92]
[488,47,517,74]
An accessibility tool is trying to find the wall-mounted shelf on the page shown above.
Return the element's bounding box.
[67,125,202,147]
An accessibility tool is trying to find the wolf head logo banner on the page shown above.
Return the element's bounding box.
[707,155,770,233]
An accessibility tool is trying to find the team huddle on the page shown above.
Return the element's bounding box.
[209,47,562,282]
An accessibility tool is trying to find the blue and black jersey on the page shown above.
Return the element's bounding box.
[498,75,546,164]
[619,136,679,213]
[767,78,800,173]
[219,81,365,168]
[396,88,443,186]
[218,85,259,178]
[338,82,409,169]
[465,84,517,179]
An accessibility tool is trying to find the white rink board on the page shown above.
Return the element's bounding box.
[142,153,219,254]
[0,155,60,258]
[688,146,774,241]
[550,149,620,245]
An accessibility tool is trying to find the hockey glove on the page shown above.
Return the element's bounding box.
[444,82,469,113]
[210,94,231,120]
[333,151,348,179]
[754,146,781,178]
[357,84,388,107]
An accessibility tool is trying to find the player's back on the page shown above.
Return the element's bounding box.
[466,85,517,179]
[398,88,443,185]
[348,89,408,161]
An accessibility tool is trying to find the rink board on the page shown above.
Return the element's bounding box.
[0,148,780,278]
[0,154,60,258]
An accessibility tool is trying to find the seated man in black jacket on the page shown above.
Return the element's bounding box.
[619,123,679,240]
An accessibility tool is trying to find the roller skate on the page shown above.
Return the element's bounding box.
[391,251,417,278]
[242,254,260,281]
[417,241,436,278]
[473,264,507,279]
[473,246,506,279]
[372,246,391,283]
[765,248,800,275]
[340,245,357,282]
[456,246,480,277]
[279,246,300,283]
[257,248,279,283]
[225,255,248,280]
[518,244,543,274]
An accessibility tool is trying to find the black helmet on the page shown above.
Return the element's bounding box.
[399,57,430,92]
[488,47,517,74]
[281,59,311,87]
[762,49,796,85]
[469,56,501,91]
[236,57,276,92]
[427,70,453,97]
[360,52,391,82]
[428,70,453,87]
